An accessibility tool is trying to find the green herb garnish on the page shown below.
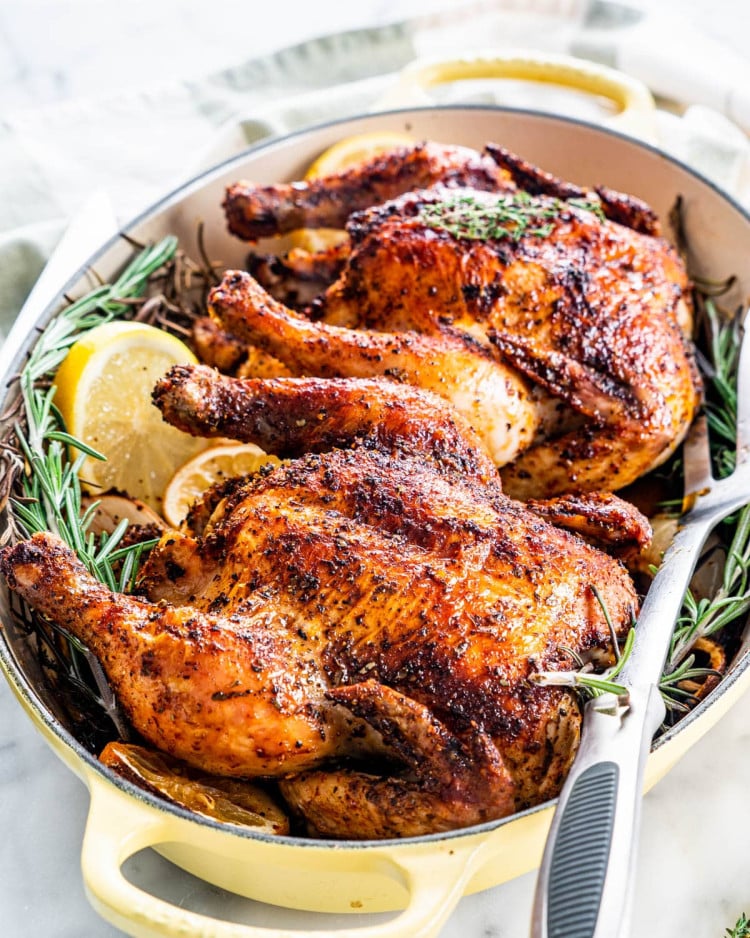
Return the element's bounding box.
[726,913,750,938]
[8,236,177,591]
[655,299,748,712]
[2,237,179,737]
[659,501,750,712]
[417,191,604,243]
[700,298,741,478]
[530,588,636,700]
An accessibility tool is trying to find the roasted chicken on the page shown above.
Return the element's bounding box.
[1,373,647,838]
[220,141,700,497]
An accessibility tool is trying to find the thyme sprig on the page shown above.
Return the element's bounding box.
[417,191,605,243]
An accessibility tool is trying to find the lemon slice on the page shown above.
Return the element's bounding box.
[100,741,289,834]
[54,321,208,513]
[304,130,417,179]
[292,130,415,252]
[163,443,281,527]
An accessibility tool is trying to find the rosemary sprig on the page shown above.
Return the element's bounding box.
[10,236,177,588]
[652,299,740,511]
[657,301,748,709]
[20,238,178,415]
[662,502,750,681]
[1,235,192,743]
[530,590,636,700]
[726,913,750,938]
[417,191,604,243]
[699,298,741,478]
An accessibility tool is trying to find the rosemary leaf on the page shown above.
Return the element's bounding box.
[47,431,104,459]
[606,628,636,682]
[10,236,177,590]
[94,518,130,564]
[531,669,628,698]
[726,913,750,938]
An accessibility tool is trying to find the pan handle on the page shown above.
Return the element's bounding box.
[374,50,657,142]
[81,772,486,938]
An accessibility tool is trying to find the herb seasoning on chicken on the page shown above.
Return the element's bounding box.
[220,141,700,498]
[1,375,647,839]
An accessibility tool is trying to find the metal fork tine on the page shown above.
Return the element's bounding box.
[735,309,750,465]
[682,413,713,511]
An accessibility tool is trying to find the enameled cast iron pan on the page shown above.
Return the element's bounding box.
[2,92,750,937]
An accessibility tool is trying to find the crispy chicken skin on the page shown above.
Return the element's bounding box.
[2,375,644,839]
[154,366,650,552]
[207,271,541,473]
[485,143,661,236]
[223,142,510,240]
[192,316,292,379]
[220,145,700,497]
[154,366,500,482]
[1,533,345,777]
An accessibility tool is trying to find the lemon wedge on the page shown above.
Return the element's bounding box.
[292,130,415,252]
[54,321,208,513]
[163,442,281,527]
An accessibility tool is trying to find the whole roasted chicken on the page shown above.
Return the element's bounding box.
[218,141,700,497]
[1,371,648,838]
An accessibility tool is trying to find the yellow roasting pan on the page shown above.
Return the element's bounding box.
[2,79,750,937]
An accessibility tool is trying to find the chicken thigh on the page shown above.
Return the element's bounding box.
[1,372,645,838]
[220,142,700,498]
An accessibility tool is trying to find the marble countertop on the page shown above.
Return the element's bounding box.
[2,1,750,936]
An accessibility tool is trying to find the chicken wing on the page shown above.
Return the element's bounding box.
[224,141,509,240]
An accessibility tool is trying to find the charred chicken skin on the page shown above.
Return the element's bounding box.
[219,141,700,498]
[1,373,646,838]
[223,141,509,240]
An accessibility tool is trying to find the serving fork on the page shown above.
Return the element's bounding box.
[531,310,750,938]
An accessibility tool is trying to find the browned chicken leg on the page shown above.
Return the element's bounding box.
[2,374,644,838]
[153,365,500,481]
[0,533,346,778]
[224,141,509,240]
[154,365,651,552]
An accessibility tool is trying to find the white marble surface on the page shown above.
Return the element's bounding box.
[2,1,750,936]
